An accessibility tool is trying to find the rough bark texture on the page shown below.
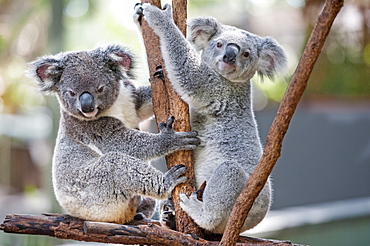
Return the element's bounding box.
[219,0,345,245]
[0,214,304,246]
[140,0,203,236]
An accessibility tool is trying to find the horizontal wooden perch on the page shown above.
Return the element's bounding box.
[1,213,305,246]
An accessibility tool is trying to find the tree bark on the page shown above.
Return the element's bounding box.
[0,213,305,246]
[219,0,345,245]
[139,0,203,236]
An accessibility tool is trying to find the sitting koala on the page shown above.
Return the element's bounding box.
[135,4,287,233]
[28,44,200,224]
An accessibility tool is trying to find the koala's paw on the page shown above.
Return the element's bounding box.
[133,3,144,26]
[159,116,200,151]
[141,3,173,30]
[174,130,200,151]
[159,198,176,230]
[165,164,188,186]
[180,192,203,216]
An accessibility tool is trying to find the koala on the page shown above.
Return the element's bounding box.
[27,44,200,224]
[135,4,287,234]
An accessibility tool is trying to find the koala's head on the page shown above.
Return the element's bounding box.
[187,17,287,82]
[28,45,135,120]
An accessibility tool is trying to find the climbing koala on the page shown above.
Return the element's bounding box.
[135,4,287,233]
[27,44,200,224]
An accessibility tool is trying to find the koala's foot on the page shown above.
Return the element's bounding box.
[159,197,176,230]
[135,196,156,220]
[180,192,204,216]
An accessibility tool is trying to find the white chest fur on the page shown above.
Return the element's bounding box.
[102,80,140,129]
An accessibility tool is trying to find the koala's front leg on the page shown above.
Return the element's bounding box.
[135,3,213,106]
[94,116,199,161]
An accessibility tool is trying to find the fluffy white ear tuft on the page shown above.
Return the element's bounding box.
[108,52,132,70]
[99,44,136,79]
[257,37,288,79]
[187,17,221,51]
[27,56,63,93]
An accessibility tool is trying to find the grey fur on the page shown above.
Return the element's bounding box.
[27,44,200,224]
[136,4,287,233]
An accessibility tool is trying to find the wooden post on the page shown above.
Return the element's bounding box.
[219,0,345,245]
[139,0,203,236]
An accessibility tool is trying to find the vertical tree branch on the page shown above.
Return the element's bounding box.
[139,0,203,236]
[219,0,344,245]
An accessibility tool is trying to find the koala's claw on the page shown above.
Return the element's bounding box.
[134,3,143,14]
[195,181,207,201]
[158,116,200,150]
[133,212,145,221]
[153,65,165,82]
[133,3,144,26]
[172,164,186,171]
[162,3,171,10]
[137,3,173,30]
[160,198,176,230]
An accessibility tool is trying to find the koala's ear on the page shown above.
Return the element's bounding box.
[99,45,135,78]
[256,37,288,79]
[27,56,63,93]
[187,17,221,51]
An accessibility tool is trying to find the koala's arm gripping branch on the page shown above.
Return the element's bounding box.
[139,0,204,236]
[220,0,344,245]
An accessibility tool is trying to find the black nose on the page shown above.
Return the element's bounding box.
[223,44,240,65]
[79,92,95,113]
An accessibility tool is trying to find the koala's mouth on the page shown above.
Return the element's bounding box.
[217,61,236,75]
[80,108,99,118]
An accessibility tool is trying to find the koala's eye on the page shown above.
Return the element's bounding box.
[243,51,250,58]
[68,90,76,97]
[216,42,223,48]
[96,86,104,94]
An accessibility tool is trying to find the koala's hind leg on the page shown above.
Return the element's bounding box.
[180,161,247,234]
[133,196,156,221]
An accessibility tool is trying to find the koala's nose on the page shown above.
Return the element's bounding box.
[79,92,95,113]
[223,44,240,65]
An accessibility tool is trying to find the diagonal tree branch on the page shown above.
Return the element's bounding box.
[219,0,345,245]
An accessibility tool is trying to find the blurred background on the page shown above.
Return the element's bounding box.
[0,0,369,245]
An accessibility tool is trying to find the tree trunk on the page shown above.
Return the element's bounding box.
[139,0,203,236]
[220,0,345,245]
